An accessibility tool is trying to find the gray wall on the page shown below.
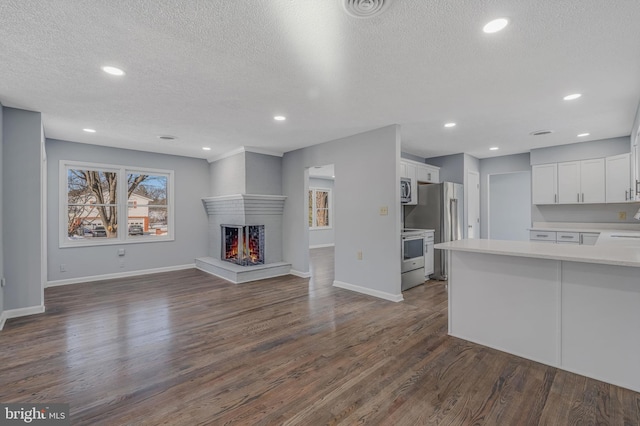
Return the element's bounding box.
[210,152,246,196]
[400,151,426,163]
[3,108,43,310]
[530,136,630,165]
[308,177,335,247]
[479,153,532,239]
[245,152,282,195]
[426,153,464,184]
[0,103,3,317]
[46,139,210,282]
[283,125,401,297]
[489,171,531,240]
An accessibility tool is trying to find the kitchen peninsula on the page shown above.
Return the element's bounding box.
[436,234,640,392]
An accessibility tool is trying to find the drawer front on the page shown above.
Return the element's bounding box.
[424,232,435,242]
[529,231,557,241]
[556,232,579,243]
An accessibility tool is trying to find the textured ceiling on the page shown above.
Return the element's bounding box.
[1,0,639,160]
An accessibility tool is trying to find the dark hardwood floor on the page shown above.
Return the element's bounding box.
[1,246,639,425]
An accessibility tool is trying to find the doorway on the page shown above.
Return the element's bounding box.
[466,171,480,238]
[488,171,531,241]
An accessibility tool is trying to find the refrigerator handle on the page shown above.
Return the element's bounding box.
[450,198,459,240]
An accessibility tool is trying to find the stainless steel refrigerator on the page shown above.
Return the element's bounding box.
[404,182,464,280]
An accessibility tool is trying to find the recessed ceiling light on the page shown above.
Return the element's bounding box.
[563,93,582,101]
[202,147,211,151]
[332,175,336,178]
[101,66,125,76]
[483,18,509,33]
[444,122,456,128]
[577,133,590,137]
[489,147,499,151]
[83,128,96,133]
[274,116,286,121]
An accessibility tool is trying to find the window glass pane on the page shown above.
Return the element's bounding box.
[315,191,328,209]
[148,206,168,236]
[127,174,167,206]
[316,208,329,227]
[67,169,118,240]
[67,207,117,240]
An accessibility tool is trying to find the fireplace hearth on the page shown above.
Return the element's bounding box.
[221,224,265,266]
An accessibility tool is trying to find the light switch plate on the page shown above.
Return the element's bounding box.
[379,206,388,216]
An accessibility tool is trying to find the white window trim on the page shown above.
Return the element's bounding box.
[309,187,333,230]
[59,160,175,248]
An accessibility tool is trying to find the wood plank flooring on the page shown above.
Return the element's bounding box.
[1,247,639,425]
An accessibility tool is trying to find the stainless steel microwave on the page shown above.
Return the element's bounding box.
[401,177,412,203]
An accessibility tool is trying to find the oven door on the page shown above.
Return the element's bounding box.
[402,235,425,272]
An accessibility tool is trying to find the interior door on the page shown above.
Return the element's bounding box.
[467,171,480,238]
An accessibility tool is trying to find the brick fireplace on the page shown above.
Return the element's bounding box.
[196,194,290,283]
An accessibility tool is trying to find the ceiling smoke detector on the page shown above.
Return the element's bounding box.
[530,130,554,136]
[343,0,389,18]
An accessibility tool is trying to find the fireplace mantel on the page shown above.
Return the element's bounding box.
[202,194,287,220]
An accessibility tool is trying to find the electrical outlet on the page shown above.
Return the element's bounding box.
[357,251,363,260]
[379,206,388,216]
[118,248,125,256]
[619,211,627,220]
[59,264,66,272]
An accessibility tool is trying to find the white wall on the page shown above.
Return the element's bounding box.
[46,139,210,282]
[3,107,43,310]
[282,125,401,298]
[308,177,334,247]
[479,153,531,239]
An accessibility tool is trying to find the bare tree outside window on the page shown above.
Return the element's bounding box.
[308,188,331,229]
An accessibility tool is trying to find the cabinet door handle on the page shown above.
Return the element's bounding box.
[554,194,557,203]
[582,193,584,202]
[577,193,580,202]
[560,236,573,239]
[626,190,629,201]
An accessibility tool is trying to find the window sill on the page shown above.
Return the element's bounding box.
[309,227,333,231]
[59,235,175,249]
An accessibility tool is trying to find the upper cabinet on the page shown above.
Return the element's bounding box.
[532,163,558,204]
[605,153,632,202]
[533,154,631,205]
[400,159,440,205]
[557,159,605,204]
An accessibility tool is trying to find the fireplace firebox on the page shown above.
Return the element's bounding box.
[221,224,265,266]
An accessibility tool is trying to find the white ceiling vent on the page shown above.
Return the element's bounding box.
[343,0,389,18]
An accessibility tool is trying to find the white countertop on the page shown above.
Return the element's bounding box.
[435,235,640,268]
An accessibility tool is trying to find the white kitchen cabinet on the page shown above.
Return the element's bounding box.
[557,161,580,204]
[532,164,558,204]
[557,159,605,204]
[417,165,439,183]
[605,153,632,202]
[580,233,599,245]
[424,231,435,277]
[580,158,605,203]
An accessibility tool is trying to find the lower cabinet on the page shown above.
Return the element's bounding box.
[425,231,435,277]
[530,230,600,245]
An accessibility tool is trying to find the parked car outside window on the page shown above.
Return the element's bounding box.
[93,226,107,237]
[128,225,144,236]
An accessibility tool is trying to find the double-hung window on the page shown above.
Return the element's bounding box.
[308,187,332,229]
[61,160,174,247]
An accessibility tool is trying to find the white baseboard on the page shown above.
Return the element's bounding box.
[333,280,404,302]
[290,269,311,278]
[309,243,335,249]
[46,264,196,288]
[3,305,46,324]
[0,312,6,331]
